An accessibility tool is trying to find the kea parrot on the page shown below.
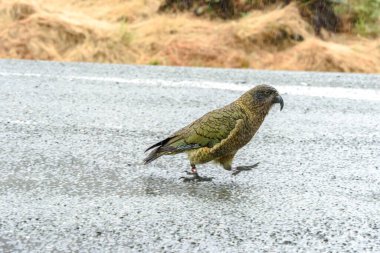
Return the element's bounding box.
[144,84,284,182]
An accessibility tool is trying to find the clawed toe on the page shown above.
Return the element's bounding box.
[232,170,243,176]
[237,162,260,170]
[180,165,213,182]
[232,162,260,176]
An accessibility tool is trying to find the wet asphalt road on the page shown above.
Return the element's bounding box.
[0,60,380,252]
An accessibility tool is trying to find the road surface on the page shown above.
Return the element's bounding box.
[0,59,380,252]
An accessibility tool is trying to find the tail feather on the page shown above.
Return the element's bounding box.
[144,136,174,152]
[143,135,201,164]
[143,147,162,164]
[144,136,177,164]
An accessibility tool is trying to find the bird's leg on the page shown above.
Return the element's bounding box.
[231,162,259,176]
[181,164,213,182]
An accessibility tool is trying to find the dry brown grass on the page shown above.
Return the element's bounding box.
[263,39,380,72]
[0,0,379,73]
[0,1,137,62]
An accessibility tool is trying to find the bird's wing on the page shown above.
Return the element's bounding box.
[163,106,244,153]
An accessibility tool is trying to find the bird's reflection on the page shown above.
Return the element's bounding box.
[138,176,243,202]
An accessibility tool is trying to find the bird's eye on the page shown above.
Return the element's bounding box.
[255,91,266,100]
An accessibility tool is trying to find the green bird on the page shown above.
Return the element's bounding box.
[144,84,284,182]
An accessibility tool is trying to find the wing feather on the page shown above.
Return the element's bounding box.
[143,104,245,164]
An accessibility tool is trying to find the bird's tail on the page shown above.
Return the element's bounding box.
[143,147,163,164]
[143,135,199,164]
[143,136,175,164]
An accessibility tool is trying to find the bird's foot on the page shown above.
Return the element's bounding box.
[180,172,213,182]
[231,162,259,176]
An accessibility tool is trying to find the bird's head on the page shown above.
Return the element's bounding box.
[242,84,284,113]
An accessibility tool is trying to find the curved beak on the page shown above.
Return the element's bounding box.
[273,95,284,111]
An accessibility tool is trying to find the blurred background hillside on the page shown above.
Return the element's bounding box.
[0,0,379,73]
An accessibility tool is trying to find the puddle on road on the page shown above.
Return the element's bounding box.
[1,172,249,203]
[137,176,240,202]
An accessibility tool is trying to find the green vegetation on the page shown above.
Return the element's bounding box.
[336,0,380,36]
[160,0,380,36]
[149,59,161,65]
[119,22,133,45]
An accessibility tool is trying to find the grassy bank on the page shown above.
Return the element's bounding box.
[0,0,379,73]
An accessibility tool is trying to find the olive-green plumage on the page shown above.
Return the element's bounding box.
[144,84,284,172]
